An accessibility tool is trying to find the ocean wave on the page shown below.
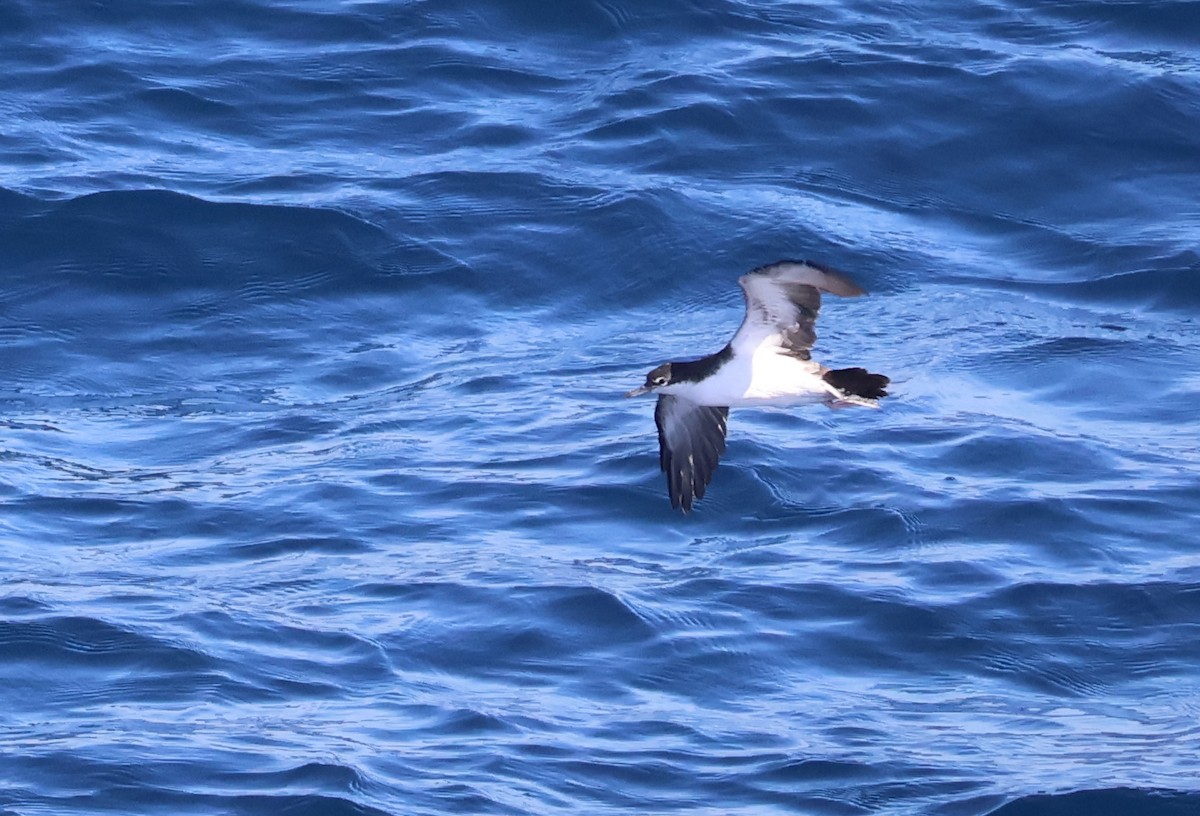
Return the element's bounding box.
[1,188,457,292]
[4,0,1200,813]
[990,787,1200,816]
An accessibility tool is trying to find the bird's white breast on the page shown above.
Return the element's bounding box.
[673,345,838,407]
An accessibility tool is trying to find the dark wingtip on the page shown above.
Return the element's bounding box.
[823,367,890,400]
[670,467,695,513]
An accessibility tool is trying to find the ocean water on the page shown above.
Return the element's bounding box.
[2,1,1199,814]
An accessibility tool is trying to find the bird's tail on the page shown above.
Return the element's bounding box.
[823,367,890,401]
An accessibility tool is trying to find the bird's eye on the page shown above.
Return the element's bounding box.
[653,376,668,386]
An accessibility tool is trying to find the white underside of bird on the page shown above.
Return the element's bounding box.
[655,345,843,407]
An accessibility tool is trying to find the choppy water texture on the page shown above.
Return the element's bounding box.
[3,1,1200,814]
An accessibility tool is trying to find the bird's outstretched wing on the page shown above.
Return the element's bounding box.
[730,260,865,360]
[655,394,729,513]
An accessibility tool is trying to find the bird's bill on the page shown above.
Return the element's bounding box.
[625,385,652,398]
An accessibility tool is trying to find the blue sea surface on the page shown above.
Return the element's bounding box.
[2,1,1200,814]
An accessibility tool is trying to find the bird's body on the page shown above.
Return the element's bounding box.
[654,345,839,407]
[626,260,889,512]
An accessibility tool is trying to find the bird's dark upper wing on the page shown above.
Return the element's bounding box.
[730,260,865,360]
[655,394,730,513]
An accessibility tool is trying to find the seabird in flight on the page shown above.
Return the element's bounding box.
[625,260,889,512]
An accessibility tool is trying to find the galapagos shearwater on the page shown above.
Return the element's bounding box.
[625,260,889,512]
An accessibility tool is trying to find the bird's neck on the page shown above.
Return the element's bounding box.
[670,345,733,384]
